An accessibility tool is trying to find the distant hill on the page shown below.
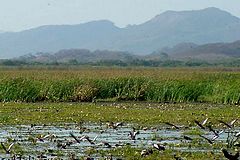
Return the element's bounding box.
[14,40,240,64]
[17,49,138,64]
[158,40,240,60]
[0,7,240,58]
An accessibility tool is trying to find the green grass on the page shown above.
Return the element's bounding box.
[0,68,240,104]
[0,102,239,126]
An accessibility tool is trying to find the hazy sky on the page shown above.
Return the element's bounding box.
[0,0,240,31]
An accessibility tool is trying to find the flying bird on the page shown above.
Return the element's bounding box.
[235,131,240,137]
[1,142,16,154]
[218,119,237,129]
[152,143,165,151]
[183,135,193,141]
[164,122,180,129]
[199,135,213,144]
[206,125,220,136]
[222,149,239,160]
[141,149,153,157]
[194,118,208,129]
[129,128,140,140]
[69,132,85,144]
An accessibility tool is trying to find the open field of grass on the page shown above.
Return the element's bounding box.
[0,67,240,104]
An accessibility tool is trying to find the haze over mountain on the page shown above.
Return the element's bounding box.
[0,7,240,59]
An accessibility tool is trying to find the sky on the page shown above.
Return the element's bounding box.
[0,0,240,32]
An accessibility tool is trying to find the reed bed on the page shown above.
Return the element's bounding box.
[0,68,239,104]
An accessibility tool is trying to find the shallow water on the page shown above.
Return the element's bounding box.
[0,123,239,159]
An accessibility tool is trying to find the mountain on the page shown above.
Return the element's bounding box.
[0,7,240,58]
[0,20,120,58]
[158,40,240,60]
[120,7,240,53]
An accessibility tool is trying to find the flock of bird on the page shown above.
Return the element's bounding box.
[163,118,240,160]
[0,118,239,159]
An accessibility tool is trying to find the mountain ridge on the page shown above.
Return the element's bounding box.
[0,7,240,58]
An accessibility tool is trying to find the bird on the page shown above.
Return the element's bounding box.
[69,132,85,144]
[107,122,123,129]
[97,141,112,148]
[141,149,153,157]
[206,125,219,136]
[222,149,239,160]
[218,119,237,129]
[37,134,56,142]
[56,140,73,149]
[129,128,140,140]
[234,143,240,147]
[235,131,240,137]
[202,118,209,125]
[211,130,224,141]
[152,143,165,151]
[1,142,16,154]
[84,135,98,145]
[230,119,238,126]
[164,122,180,129]
[37,154,48,159]
[194,120,205,129]
[199,135,213,144]
[194,118,208,129]
[212,135,220,141]
[183,135,193,141]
